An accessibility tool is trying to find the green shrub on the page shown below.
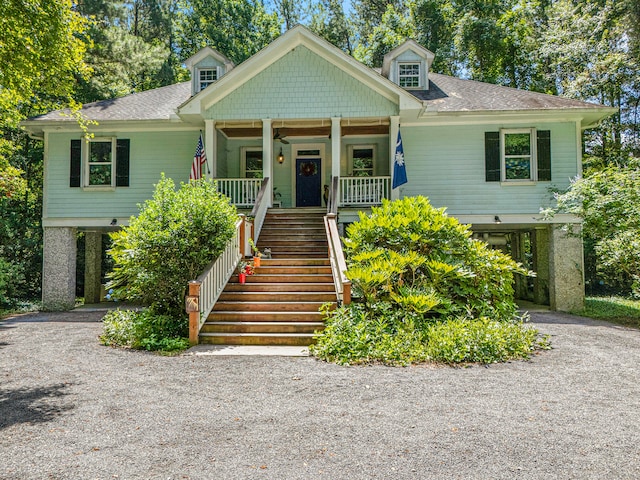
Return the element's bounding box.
[311,304,547,366]
[100,308,190,353]
[107,174,237,318]
[311,196,543,366]
[0,256,25,308]
[343,196,530,322]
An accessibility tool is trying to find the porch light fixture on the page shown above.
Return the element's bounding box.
[110,218,118,226]
[494,215,502,224]
[277,148,285,164]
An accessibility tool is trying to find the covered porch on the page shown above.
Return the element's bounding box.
[201,116,400,210]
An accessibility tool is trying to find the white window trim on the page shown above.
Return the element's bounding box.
[398,62,422,89]
[500,128,537,183]
[197,67,220,92]
[241,147,263,178]
[83,137,116,189]
[348,144,376,176]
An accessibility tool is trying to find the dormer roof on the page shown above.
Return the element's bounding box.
[381,40,435,78]
[184,46,234,71]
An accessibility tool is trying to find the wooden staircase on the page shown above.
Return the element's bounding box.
[199,208,336,346]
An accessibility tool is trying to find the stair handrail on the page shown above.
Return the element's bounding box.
[324,213,351,305]
[187,216,245,344]
[249,177,270,248]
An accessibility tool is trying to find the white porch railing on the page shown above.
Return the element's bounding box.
[340,176,390,206]
[217,178,263,208]
[187,217,247,344]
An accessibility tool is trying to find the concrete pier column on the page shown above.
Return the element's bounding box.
[549,224,584,311]
[42,227,77,311]
[84,231,102,304]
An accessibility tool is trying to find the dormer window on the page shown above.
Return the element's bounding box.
[398,63,421,88]
[198,68,218,91]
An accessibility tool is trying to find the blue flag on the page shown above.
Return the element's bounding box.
[392,129,407,189]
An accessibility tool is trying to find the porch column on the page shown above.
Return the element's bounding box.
[549,224,584,311]
[262,119,273,207]
[42,227,77,311]
[331,117,341,206]
[205,119,216,179]
[389,115,400,201]
[84,231,102,304]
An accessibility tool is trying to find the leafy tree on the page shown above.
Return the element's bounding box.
[176,0,281,64]
[354,3,415,67]
[548,162,640,296]
[308,0,353,53]
[108,175,237,317]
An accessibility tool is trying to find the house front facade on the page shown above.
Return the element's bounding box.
[23,26,615,312]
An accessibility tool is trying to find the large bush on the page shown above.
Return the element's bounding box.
[107,174,237,317]
[549,162,640,296]
[311,197,545,365]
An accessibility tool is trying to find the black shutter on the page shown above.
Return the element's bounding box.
[70,139,81,187]
[116,139,130,187]
[537,130,551,181]
[484,131,500,182]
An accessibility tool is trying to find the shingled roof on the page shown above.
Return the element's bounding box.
[25,68,609,126]
[416,73,607,112]
[30,82,191,123]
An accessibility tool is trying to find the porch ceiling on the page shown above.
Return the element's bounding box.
[220,124,389,138]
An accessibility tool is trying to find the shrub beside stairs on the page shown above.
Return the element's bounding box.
[199,208,336,346]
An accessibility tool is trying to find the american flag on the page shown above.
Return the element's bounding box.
[190,134,207,180]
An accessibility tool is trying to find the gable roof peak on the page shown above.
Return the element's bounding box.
[184,46,234,70]
[382,40,435,77]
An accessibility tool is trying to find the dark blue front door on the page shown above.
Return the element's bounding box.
[296,158,321,207]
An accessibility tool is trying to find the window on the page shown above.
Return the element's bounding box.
[398,63,421,88]
[350,146,375,177]
[86,138,116,187]
[198,68,218,91]
[243,148,263,178]
[485,129,551,183]
[502,129,534,181]
[70,138,130,188]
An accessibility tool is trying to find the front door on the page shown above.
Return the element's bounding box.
[295,157,322,207]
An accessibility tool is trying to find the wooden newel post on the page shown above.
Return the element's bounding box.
[239,214,246,256]
[186,280,202,345]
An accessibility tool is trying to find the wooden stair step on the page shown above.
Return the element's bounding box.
[198,332,316,346]
[224,282,335,292]
[219,291,336,302]
[254,266,332,275]
[259,258,330,266]
[213,301,332,312]
[233,274,334,283]
[208,311,325,322]
[201,321,325,334]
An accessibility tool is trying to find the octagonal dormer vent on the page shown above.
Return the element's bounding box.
[382,40,435,91]
[185,47,235,96]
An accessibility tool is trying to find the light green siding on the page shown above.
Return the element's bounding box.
[206,46,398,120]
[398,122,578,215]
[44,130,199,222]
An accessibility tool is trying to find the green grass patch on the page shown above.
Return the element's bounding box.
[573,296,640,329]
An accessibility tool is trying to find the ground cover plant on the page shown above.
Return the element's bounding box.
[101,175,237,352]
[574,296,640,329]
[311,196,549,365]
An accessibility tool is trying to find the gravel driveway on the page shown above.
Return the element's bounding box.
[1,309,639,479]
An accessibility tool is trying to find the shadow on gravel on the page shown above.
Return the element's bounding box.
[0,383,75,430]
[530,312,639,330]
